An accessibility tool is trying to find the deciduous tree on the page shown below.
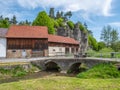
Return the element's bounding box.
[32,11,55,34]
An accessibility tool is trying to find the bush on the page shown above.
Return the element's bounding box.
[86,49,97,57]
[99,47,114,53]
[13,71,27,77]
[77,63,120,79]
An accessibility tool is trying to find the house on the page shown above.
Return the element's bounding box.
[6,25,79,58]
[0,28,8,58]
[48,35,79,56]
[6,25,48,58]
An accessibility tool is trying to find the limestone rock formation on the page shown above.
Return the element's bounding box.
[56,23,88,54]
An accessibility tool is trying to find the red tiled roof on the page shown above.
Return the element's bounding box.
[0,28,8,37]
[6,25,48,38]
[48,35,79,45]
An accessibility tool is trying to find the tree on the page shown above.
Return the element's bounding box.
[18,20,31,25]
[87,30,93,36]
[64,11,72,21]
[79,23,84,31]
[56,18,64,27]
[10,15,17,24]
[100,25,119,47]
[32,11,55,34]
[88,35,98,51]
[56,11,61,19]
[0,17,10,28]
[0,15,3,20]
[110,29,119,44]
[111,41,120,52]
[67,21,74,29]
[84,22,88,29]
[98,42,106,51]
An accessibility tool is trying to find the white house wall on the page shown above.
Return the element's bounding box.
[0,38,6,58]
[48,46,65,56]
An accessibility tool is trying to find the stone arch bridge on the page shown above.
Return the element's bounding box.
[31,57,120,73]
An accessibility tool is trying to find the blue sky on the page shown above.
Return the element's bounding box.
[0,0,120,41]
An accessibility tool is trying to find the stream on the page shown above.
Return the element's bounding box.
[0,71,77,84]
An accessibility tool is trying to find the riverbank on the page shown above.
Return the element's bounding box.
[0,75,120,90]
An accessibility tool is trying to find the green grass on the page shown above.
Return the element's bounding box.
[0,64,40,79]
[0,76,120,90]
[0,66,27,78]
[87,50,120,58]
[77,63,120,79]
[86,48,120,58]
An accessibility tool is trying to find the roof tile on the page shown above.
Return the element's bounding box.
[48,35,79,45]
[6,25,48,38]
[0,28,8,37]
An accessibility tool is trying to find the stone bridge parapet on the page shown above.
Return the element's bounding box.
[31,58,120,73]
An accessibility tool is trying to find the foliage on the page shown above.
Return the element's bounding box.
[56,10,72,21]
[56,11,63,19]
[87,30,93,36]
[100,25,119,47]
[51,19,59,28]
[32,11,55,34]
[98,42,106,51]
[10,15,17,24]
[111,41,120,52]
[99,47,114,53]
[0,64,41,78]
[77,63,120,79]
[64,11,72,21]
[0,16,10,28]
[88,35,98,51]
[18,20,31,25]
[67,21,74,29]
[86,48,120,58]
[86,49,97,57]
[79,23,84,31]
[0,66,27,77]
[56,18,64,27]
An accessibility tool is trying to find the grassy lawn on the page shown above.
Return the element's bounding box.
[0,76,120,90]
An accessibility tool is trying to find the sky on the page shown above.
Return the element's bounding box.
[0,0,120,41]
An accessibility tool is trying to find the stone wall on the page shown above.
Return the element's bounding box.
[7,49,32,58]
[48,46,65,56]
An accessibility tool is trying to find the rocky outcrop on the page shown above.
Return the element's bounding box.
[56,23,88,54]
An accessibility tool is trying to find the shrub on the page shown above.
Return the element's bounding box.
[99,47,114,53]
[77,63,120,79]
[86,49,97,57]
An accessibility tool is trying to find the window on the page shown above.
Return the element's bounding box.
[59,48,62,51]
[53,49,55,51]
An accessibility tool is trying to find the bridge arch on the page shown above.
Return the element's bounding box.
[68,62,88,73]
[44,61,61,72]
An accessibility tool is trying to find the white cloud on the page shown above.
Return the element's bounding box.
[0,0,113,23]
[17,0,113,16]
[109,22,120,27]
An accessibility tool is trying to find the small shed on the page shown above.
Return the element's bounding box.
[0,28,8,58]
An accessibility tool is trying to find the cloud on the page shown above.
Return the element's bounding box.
[109,22,120,27]
[102,0,113,16]
[17,0,113,16]
[0,0,113,23]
